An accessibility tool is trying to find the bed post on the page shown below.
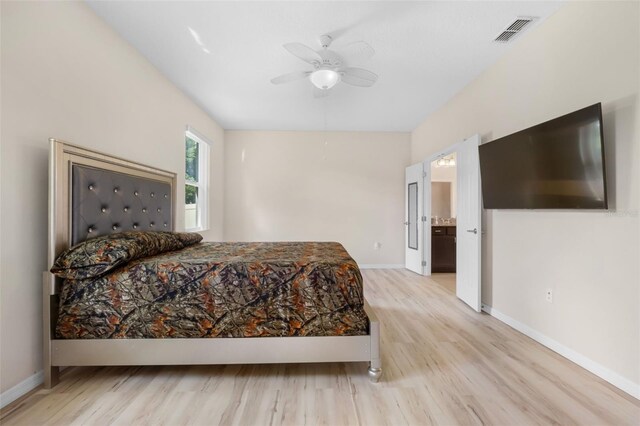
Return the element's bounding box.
[365,301,382,382]
[44,139,62,389]
[43,272,59,389]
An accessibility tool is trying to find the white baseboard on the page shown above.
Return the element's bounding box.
[482,304,640,400]
[0,370,43,409]
[358,264,404,269]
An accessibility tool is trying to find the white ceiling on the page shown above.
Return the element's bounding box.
[87,1,564,132]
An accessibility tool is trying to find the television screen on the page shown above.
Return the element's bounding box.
[479,103,607,209]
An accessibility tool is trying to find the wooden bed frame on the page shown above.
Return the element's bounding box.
[43,139,382,388]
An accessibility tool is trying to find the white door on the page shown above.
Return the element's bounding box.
[422,162,432,275]
[405,163,423,274]
[456,134,482,311]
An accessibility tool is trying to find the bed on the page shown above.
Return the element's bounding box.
[43,139,382,388]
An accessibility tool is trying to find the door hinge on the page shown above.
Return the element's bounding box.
[421,216,427,222]
[422,172,427,178]
[421,261,427,266]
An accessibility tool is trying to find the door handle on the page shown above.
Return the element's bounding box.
[466,228,478,234]
[404,221,409,225]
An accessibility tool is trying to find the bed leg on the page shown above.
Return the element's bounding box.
[43,272,59,389]
[44,366,59,389]
[367,301,382,383]
[368,365,382,383]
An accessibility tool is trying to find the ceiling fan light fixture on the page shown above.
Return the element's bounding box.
[310,69,340,90]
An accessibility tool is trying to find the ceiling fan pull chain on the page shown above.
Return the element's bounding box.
[323,96,329,160]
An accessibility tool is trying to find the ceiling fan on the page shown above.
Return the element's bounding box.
[271,34,378,98]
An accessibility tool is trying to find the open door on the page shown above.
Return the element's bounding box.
[456,134,482,311]
[405,163,423,274]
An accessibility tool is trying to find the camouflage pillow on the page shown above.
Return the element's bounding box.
[50,231,203,280]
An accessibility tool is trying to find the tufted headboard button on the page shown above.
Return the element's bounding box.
[112,224,118,230]
[150,192,155,198]
[113,187,119,193]
[88,184,95,191]
[134,191,139,196]
[88,226,94,233]
[101,207,107,213]
[133,223,138,229]
[123,207,129,212]
[142,208,147,213]
[150,222,155,227]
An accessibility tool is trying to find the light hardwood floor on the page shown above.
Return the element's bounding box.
[429,273,456,294]
[2,269,639,425]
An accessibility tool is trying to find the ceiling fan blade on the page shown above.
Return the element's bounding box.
[338,41,375,64]
[340,67,378,87]
[313,86,332,98]
[270,71,311,85]
[283,43,322,65]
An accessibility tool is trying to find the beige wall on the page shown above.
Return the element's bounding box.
[224,131,410,265]
[412,1,639,389]
[0,1,225,393]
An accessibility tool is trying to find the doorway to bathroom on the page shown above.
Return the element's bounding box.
[430,153,457,294]
[421,134,482,312]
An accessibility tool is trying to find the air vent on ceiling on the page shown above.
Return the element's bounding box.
[494,17,536,43]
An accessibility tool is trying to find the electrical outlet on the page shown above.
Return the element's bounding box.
[546,289,553,303]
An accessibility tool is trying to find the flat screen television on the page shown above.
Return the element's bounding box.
[479,103,607,209]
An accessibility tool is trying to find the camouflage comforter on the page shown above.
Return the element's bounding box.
[56,242,369,339]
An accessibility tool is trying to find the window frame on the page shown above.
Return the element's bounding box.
[184,127,210,232]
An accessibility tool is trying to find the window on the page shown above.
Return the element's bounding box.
[185,128,210,231]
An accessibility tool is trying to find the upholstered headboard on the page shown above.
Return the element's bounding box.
[47,139,177,276]
[71,165,173,245]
